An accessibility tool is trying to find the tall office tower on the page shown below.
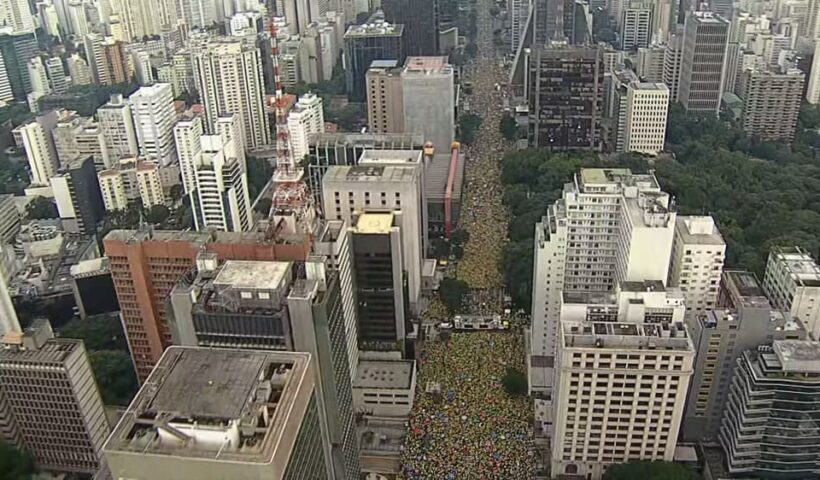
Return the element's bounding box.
[527,45,604,150]
[104,227,312,381]
[44,57,68,94]
[27,57,50,105]
[188,116,253,233]
[287,93,325,163]
[0,51,12,104]
[98,158,164,211]
[192,38,270,149]
[67,0,90,35]
[0,30,37,99]
[52,113,111,170]
[618,82,669,155]
[168,257,360,479]
[668,216,725,319]
[131,50,153,85]
[381,0,438,56]
[510,0,530,52]
[49,156,105,235]
[609,67,638,144]
[737,68,804,143]
[65,53,91,85]
[12,111,60,186]
[0,320,110,476]
[662,25,683,101]
[37,2,61,39]
[179,0,217,28]
[129,83,177,166]
[722,42,741,95]
[366,60,404,134]
[344,15,405,101]
[550,283,695,479]
[401,56,455,153]
[532,0,567,45]
[678,11,730,115]
[808,41,820,104]
[620,2,653,51]
[321,150,427,313]
[281,0,320,34]
[529,169,676,401]
[636,44,666,82]
[681,270,807,443]
[97,94,139,161]
[763,246,820,338]
[1,0,36,33]
[173,115,204,194]
[83,33,106,84]
[348,212,410,350]
[719,341,820,478]
[104,347,330,479]
[651,0,675,42]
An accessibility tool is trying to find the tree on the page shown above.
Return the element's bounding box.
[489,6,500,16]
[88,350,139,406]
[25,196,58,220]
[145,204,170,224]
[59,314,129,351]
[501,367,527,396]
[431,237,451,258]
[169,184,184,202]
[500,114,519,140]
[458,113,482,144]
[603,461,699,480]
[0,441,36,479]
[439,277,470,313]
[450,228,470,246]
[246,156,273,199]
[464,42,479,58]
[255,197,272,214]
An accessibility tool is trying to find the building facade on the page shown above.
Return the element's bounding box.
[129,83,177,166]
[738,68,804,143]
[50,156,105,235]
[97,93,139,161]
[668,216,725,319]
[287,93,325,163]
[763,246,820,338]
[344,17,405,101]
[678,12,730,115]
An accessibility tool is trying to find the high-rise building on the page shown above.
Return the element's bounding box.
[0,194,21,244]
[66,0,90,35]
[103,227,312,381]
[636,44,666,82]
[550,282,695,479]
[178,0,216,29]
[50,156,105,235]
[12,110,60,186]
[0,261,19,335]
[510,0,530,53]
[52,112,111,170]
[662,25,684,101]
[381,0,439,56]
[678,11,730,115]
[1,0,36,33]
[737,68,804,143]
[668,216,725,319]
[401,56,455,153]
[618,82,669,155]
[44,57,68,94]
[0,320,110,476]
[620,1,652,51]
[97,93,139,161]
[37,2,61,39]
[129,83,177,165]
[65,53,91,86]
[104,347,330,479]
[807,41,820,104]
[719,341,820,478]
[526,45,604,150]
[0,51,13,104]
[682,270,806,442]
[344,14,405,101]
[763,246,820,338]
[192,38,270,149]
[82,33,106,84]
[173,115,204,194]
[287,93,325,163]
[0,30,38,99]
[27,56,50,96]
[102,38,131,84]
[98,157,165,212]
[366,60,404,134]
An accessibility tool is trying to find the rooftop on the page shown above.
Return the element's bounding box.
[353,360,414,389]
[323,164,418,184]
[773,340,820,373]
[213,261,291,291]
[353,213,394,234]
[722,270,771,309]
[677,216,725,246]
[562,320,692,351]
[370,59,399,69]
[359,149,422,165]
[578,168,661,191]
[402,56,452,75]
[0,338,80,364]
[344,20,403,38]
[771,246,820,287]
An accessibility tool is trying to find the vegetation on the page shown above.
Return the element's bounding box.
[458,113,482,144]
[439,277,471,313]
[500,114,520,140]
[0,103,34,127]
[25,196,58,220]
[145,204,170,224]
[603,461,699,480]
[247,156,273,200]
[501,367,527,396]
[0,156,29,195]
[489,6,500,16]
[431,228,470,259]
[0,441,35,480]
[40,82,138,117]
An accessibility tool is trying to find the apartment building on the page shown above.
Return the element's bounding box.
[366,60,404,134]
[52,112,111,171]
[98,157,164,212]
[97,94,139,161]
[668,216,726,319]
[129,83,177,166]
[12,111,60,186]
[763,246,820,338]
[50,156,105,235]
[738,68,804,143]
[287,93,325,163]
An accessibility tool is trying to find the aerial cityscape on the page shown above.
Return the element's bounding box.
[1,0,820,478]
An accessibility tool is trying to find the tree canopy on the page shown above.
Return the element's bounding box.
[501,367,527,396]
[458,113,482,144]
[500,114,519,140]
[603,461,699,480]
[0,441,35,480]
[439,277,471,313]
[25,196,58,220]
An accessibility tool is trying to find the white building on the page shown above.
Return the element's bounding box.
[401,56,455,154]
[352,359,416,418]
[52,112,111,170]
[620,82,669,155]
[807,40,820,104]
[129,83,177,166]
[551,282,694,479]
[621,2,652,51]
[97,93,139,161]
[67,0,89,36]
[668,216,725,319]
[12,112,60,186]
[173,115,204,194]
[37,2,61,39]
[27,57,50,96]
[98,157,167,211]
[132,50,154,85]
[45,57,68,94]
[287,93,325,162]
[192,38,270,149]
[0,52,13,105]
[763,246,820,338]
[1,0,37,33]
[66,53,92,86]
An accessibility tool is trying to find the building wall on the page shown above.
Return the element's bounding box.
[622,84,668,155]
[401,63,455,153]
[366,66,404,134]
[738,69,804,143]
[668,216,725,319]
[678,13,730,115]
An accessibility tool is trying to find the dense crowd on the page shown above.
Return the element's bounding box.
[401,333,536,479]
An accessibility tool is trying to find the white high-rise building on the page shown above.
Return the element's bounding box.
[83,33,107,84]
[192,38,270,149]
[807,40,820,104]
[12,112,60,186]
[551,282,694,480]
[173,115,204,194]
[37,2,61,38]
[619,82,669,155]
[0,52,13,105]
[621,2,653,51]
[668,216,726,319]
[287,93,325,162]
[44,57,68,94]
[98,157,165,211]
[97,93,139,161]
[27,57,50,95]
[763,246,820,338]
[132,50,154,85]
[66,53,92,86]
[1,0,37,33]
[129,83,177,165]
[179,0,217,29]
[67,0,90,35]
[509,0,530,53]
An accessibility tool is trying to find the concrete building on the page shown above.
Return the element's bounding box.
[27,56,50,96]
[98,157,165,212]
[550,282,695,479]
[0,31,37,100]
[192,38,270,149]
[103,227,312,381]
[70,258,120,319]
[682,270,807,443]
[1,0,37,33]
[636,44,666,82]
[104,347,330,479]
[65,53,91,86]
[352,359,416,417]
[44,57,68,94]
[0,320,110,477]
[366,60,404,134]
[678,12,730,115]
[129,83,177,166]
[808,40,820,104]
[12,111,60,186]
[0,194,20,245]
[52,112,111,171]
[719,341,820,478]
[287,93,325,163]
[401,56,455,153]
[662,26,684,102]
[321,150,426,313]
[97,93,139,161]
[668,216,726,319]
[618,82,669,155]
[737,68,804,143]
[49,156,105,235]
[381,0,438,56]
[344,15,405,101]
[0,51,13,105]
[620,1,652,51]
[763,246,820,338]
[527,45,604,150]
[173,115,204,194]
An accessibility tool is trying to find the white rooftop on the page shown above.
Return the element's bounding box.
[213,261,291,291]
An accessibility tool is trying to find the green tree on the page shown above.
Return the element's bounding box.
[145,204,170,224]
[464,42,479,57]
[0,441,36,480]
[603,461,699,480]
[450,228,470,246]
[501,367,527,396]
[489,6,500,16]
[458,113,482,144]
[500,114,518,140]
[169,184,184,202]
[59,314,129,351]
[89,350,139,406]
[431,237,451,258]
[246,156,273,199]
[439,277,470,313]
[255,197,272,214]
[25,196,58,220]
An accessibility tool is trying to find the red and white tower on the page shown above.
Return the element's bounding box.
[267,16,317,237]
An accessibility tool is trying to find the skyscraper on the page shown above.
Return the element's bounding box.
[129,83,177,165]
[287,93,325,163]
[44,56,68,93]
[366,60,404,134]
[97,94,139,161]
[65,53,91,86]
[619,82,669,155]
[667,215,725,319]
[1,0,36,33]
[192,38,270,149]
[737,68,804,143]
[662,25,684,101]
[381,0,439,56]
[678,11,730,115]
[400,56,455,153]
[49,156,105,235]
[0,30,38,99]
[344,14,405,101]
[12,110,60,186]
[620,1,652,51]
[763,246,820,338]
